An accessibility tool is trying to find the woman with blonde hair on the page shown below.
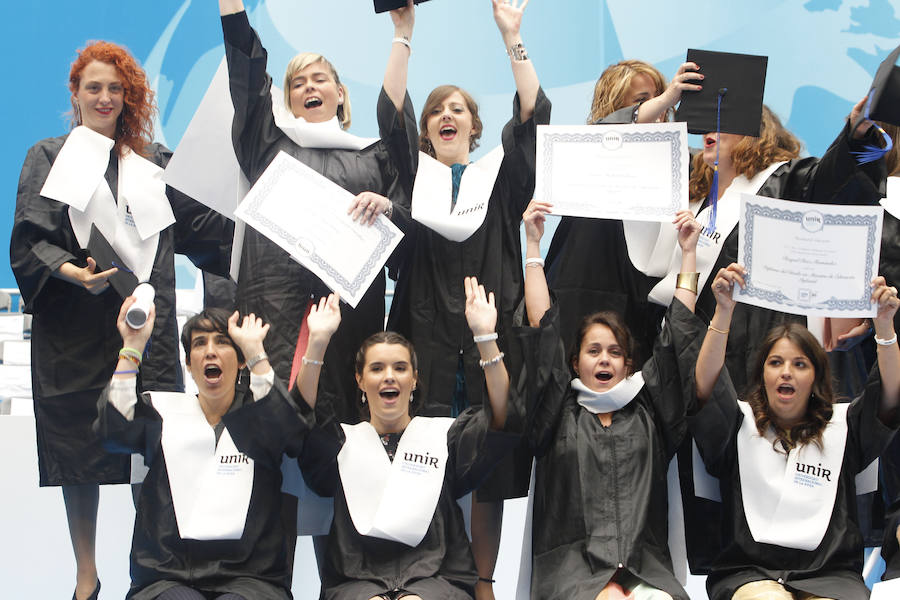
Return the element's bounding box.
[217,0,417,422]
[544,58,699,365]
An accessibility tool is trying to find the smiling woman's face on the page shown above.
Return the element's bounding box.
[287,60,343,121]
[357,342,417,432]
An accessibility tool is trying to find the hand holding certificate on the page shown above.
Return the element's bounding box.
[735,194,883,317]
[534,122,688,222]
[234,152,403,308]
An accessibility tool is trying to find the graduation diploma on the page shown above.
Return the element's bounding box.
[534,122,689,222]
[735,194,883,318]
[234,151,403,308]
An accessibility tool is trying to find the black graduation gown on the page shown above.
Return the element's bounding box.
[544,104,666,366]
[681,123,885,574]
[95,377,311,600]
[689,364,897,600]
[10,137,233,486]
[516,298,703,600]
[222,12,415,424]
[386,90,551,416]
[298,395,523,600]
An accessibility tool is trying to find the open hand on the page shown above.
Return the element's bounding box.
[464,276,497,337]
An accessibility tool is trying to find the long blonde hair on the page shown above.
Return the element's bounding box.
[689,105,802,202]
[588,60,666,124]
[282,53,351,129]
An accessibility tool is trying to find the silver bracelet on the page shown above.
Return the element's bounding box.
[875,333,898,346]
[479,351,505,368]
[507,42,528,62]
[302,356,324,366]
[392,36,411,51]
[246,352,268,370]
[525,257,545,268]
[473,332,498,343]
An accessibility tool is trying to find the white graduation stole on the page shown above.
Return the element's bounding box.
[572,371,644,414]
[736,400,848,551]
[622,161,787,306]
[338,417,454,546]
[271,97,377,150]
[411,146,505,242]
[151,392,255,541]
[40,126,175,282]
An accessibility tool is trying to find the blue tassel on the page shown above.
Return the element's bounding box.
[853,89,893,165]
[708,89,726,232]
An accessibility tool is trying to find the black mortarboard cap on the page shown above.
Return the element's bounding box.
[868,44,900,126]
[675,49,768,137]
[374,0,431,14]
[87,225,139,300]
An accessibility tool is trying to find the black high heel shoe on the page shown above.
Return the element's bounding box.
[73,580,100,600]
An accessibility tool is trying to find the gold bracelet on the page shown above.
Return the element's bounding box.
[676,271,700,294]
[707,324,730,335]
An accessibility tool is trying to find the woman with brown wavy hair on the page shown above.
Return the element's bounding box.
[691,263,900,600]
[10,42,232,600]
[669,101,885,396]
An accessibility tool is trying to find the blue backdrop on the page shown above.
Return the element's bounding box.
[4,0,899,288]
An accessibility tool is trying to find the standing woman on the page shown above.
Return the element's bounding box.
[692,265,900,600]
[518,201,702,600]
[217,0,417,422]
[386,3,548,593]
[10,42,233,600]
[661,100,885,395]
[296,278,520,600]
[544,59,699,363]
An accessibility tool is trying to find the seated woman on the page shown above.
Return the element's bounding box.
[296,278,520,600]
[95,298,309,600]
[692,263,900,600]
[516,200,702,600]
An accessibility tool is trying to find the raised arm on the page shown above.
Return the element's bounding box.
[492,0,539,122]
[672,209,701,311]
[465,277,509,429]
[106,296,157,419]
[226,311,271,376]
[523,200,552,326]
[295,293,341,409]
[694,263,746,404]
[219,0,243,15]
[635,61,701,124]
[383,0,414,112]
[872,277,900,422]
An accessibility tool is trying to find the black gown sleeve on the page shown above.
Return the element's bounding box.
[446,386,524,499]
[686,346,741,479]
[497,87,552,219]
[640,298,705,458]
[514,299,574,459]
[296,387,345,498]
[224,377,316,469]
[10,140,81,311]
[221,11,282,182]
[94,385,163,464]
[845,363,899,470]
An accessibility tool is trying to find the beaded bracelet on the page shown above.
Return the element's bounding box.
[479,352,505,368]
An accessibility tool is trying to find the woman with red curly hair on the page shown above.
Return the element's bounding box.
[10,41,232,600]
